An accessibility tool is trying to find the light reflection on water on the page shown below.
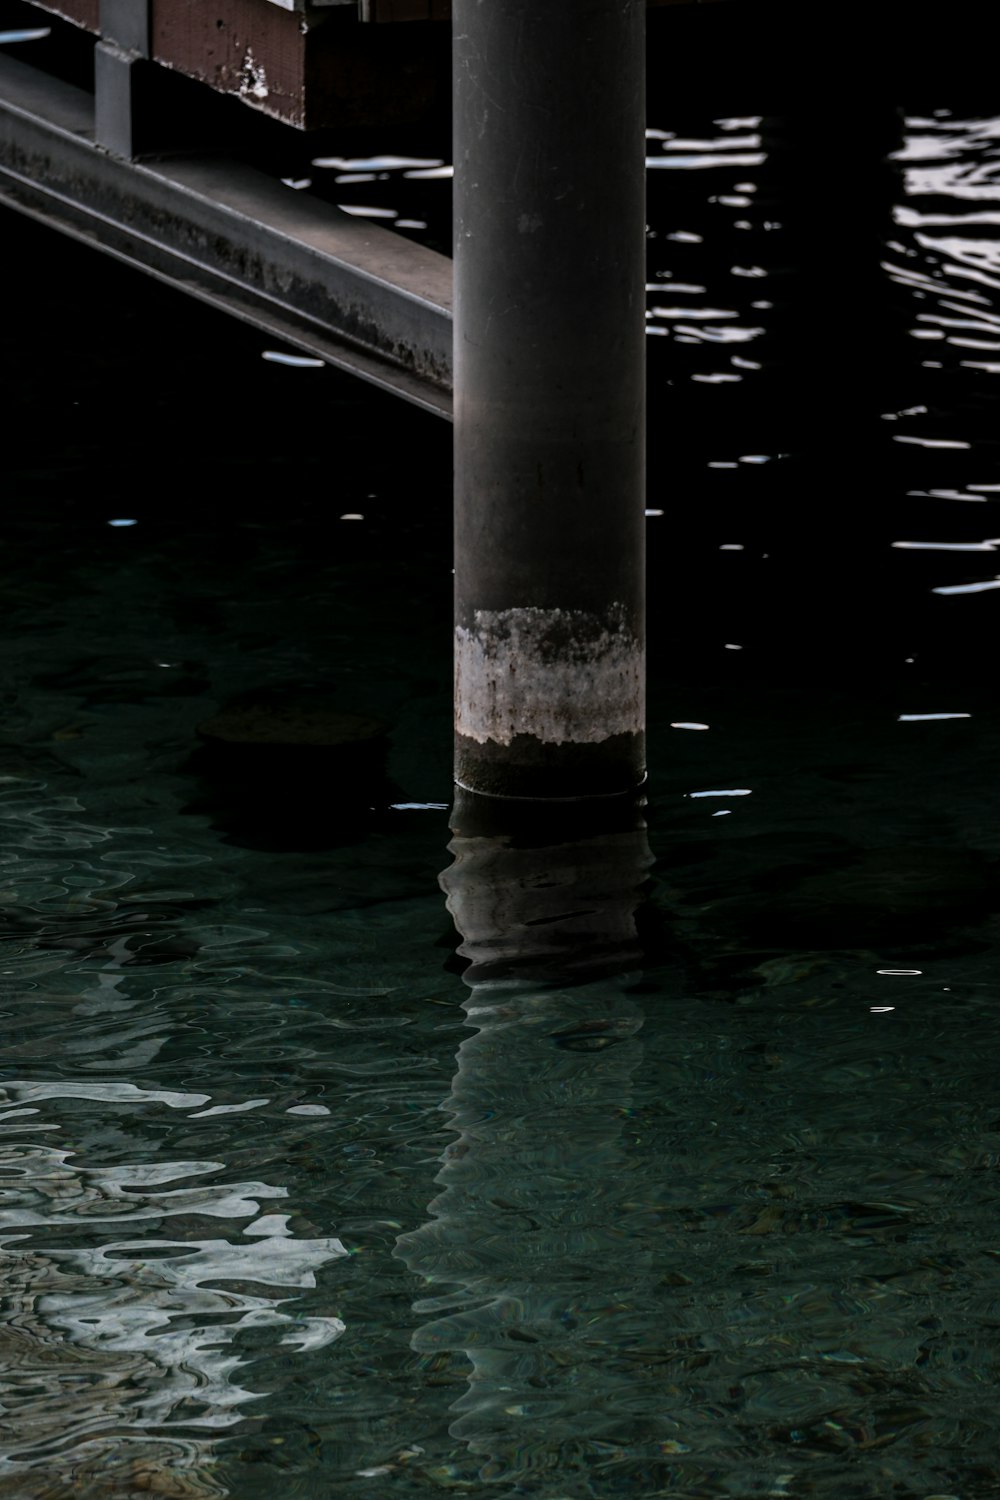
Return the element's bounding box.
[3,83,1000,1500]
[0,1078,346,1496]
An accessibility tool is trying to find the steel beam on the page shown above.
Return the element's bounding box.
[452,0,647,800]
[0,49,452,415]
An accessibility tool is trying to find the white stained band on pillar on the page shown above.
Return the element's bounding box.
[455,605,645,746]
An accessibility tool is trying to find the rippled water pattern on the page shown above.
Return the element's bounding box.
[3,64,1000,1499]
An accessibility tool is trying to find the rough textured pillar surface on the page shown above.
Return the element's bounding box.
[453,0,647,800]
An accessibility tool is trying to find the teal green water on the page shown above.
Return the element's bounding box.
[3,99,1000,1500]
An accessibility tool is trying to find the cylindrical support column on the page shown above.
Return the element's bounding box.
[453,0,647,801]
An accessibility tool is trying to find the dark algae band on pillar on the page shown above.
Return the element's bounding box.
[452,0,647,801]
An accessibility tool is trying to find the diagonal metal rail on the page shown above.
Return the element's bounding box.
[0,50,453,418]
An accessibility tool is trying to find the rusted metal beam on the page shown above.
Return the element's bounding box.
[0,48,453,414]
[150,0,315,126]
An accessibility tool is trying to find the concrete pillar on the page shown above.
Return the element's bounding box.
[453,0,647,801]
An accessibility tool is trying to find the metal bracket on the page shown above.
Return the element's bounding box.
[94,41,150,157]
[99,0,150,55]
[94,1,150,156]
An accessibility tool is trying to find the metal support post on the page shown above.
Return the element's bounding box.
[453,0,647,801]
[95,0,150,158]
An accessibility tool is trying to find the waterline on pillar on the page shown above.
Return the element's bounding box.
[453,731,647,802]
[454,604,646,799]
[455,604,645,747]
[451,771,648,803]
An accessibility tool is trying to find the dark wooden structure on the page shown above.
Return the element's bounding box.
[24,0,718,129]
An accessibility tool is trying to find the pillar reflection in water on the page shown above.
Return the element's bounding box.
[396,792,663,1487]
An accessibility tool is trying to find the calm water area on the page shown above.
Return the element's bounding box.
[3,21,1000,1499]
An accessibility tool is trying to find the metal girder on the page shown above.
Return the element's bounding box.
[0,50,453,416]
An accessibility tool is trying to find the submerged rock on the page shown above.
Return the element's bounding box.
[197,699,387,751]
[188,691,395,852]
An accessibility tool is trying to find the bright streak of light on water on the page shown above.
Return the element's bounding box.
[906,489,988,501]
[931,578,1000,594]
[0,27,51,42]
[892,540,997,551]
[262,351,324,367]
[337,205,398,218]
[689,789,752,798]
[312,155,442,170]
[646,155,766,170]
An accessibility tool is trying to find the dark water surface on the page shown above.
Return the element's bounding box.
[3,61,1000,1500]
